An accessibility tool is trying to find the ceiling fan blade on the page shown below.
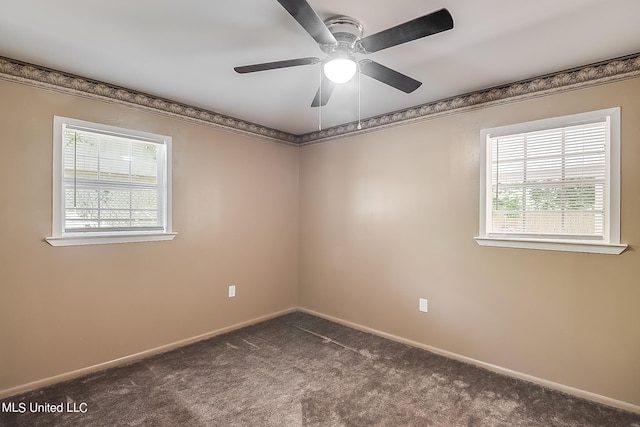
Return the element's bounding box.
[359,60,422,93]
[357,8,453,53]
[234,57,320,74]
[311,76,336,107]
[276,0,337,46]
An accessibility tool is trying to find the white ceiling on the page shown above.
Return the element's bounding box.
[1,0,639,135]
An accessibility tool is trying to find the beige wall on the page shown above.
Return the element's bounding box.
[1,74,639,408]
[299,78,640,406]
[0,80,299,394]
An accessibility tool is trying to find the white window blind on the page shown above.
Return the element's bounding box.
[476,107,625,254]
[62,126,166,233]
[47,116,175,246]
[489,120,607,240]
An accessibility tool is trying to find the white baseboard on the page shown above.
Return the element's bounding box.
[0,307,297,399]
[298,307,640,415]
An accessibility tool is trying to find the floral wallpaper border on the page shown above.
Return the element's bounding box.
[298,53,640,144]
[1,53,639,145]
[0,57,297,144]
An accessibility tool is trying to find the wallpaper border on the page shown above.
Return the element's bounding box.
[1,53,639,145]
[298,52,640,144]
[0,57,297,145]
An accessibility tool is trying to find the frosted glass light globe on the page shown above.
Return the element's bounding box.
[323,58,357,84]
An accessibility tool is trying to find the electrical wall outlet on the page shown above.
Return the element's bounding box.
[228,285,236,298]
[419,298,428,313]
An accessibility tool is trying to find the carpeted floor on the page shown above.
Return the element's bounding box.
[1,312,639,426]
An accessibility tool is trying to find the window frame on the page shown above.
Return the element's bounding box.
[46,116,177,246]
[475,107,626,254]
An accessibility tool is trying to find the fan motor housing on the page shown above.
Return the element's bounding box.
[321,16,363,56]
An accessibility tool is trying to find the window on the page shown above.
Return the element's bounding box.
[46,116,176,246]
[475,108,626,254]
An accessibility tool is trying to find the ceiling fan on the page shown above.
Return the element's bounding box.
[234,0,454,108]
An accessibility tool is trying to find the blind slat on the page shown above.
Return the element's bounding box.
[490,120,607,238]
[62,127,165,232]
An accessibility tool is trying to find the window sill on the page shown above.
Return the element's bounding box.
[45,232,177,247]
[474,237,627,255]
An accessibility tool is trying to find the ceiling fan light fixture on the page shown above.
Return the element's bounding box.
[323,58,357,84]
[235,2,454,107]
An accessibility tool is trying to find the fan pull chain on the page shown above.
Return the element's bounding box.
[357,64,362,130]
[318,65,322,131]
[73,131,78,207]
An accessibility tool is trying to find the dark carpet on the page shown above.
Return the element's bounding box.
[1,312,639,426]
